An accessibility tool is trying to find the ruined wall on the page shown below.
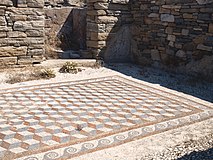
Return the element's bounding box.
[130,0,213,77]
[0,0,86,65]
[44,7,86,58]
[0,0,212,77]
[44,0,86,59]
[87,0,213,77]
[0,0,45,67]
[86,0,133,62]
[44,0,85,7]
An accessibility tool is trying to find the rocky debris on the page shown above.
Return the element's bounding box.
[56,50,81,59]
[141,134,213,160]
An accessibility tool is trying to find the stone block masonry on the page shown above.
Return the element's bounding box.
[86,0,133,62]
[87,0,213,78]
[0,0,212,78]
[0,0,44,68]
[130,0,213,77]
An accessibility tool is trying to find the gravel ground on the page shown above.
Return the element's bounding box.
[141,134,213,160]
[107,64,213,102]
[0,63,212,103]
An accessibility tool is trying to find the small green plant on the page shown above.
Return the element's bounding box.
[40,68,56,79]
[59,62,81,74]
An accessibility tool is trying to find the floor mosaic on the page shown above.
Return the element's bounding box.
[0,76,212,159]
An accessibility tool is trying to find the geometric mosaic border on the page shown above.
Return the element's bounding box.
[17,110,213,160]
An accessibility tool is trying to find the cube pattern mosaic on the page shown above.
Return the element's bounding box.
[0,76,211,159]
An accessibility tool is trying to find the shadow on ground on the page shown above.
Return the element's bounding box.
[177,147,213,160]
[107,63,213,103]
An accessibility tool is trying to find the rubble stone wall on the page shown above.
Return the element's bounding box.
[87,0,213,77]
[131,0,213,77]
[86,0,133,62]
[0,0,45,67]
[44,6,87,59]
[44,0,85,7]
[0,0,212,78]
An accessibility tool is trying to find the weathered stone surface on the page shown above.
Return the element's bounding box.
[13,21,31,31]
[2,0,212,73]
[0,47,27,57]
[0,16,6,25]
[26,30,43,37]
[0,2,44,66]
[27,0,44,8]
[181,29,189,35]
[17,56,33,65]
[10,15,27,21]
[96,16,118,23]
[185,55,213,77]
[209,24,213,33]
[197,44,212,51]
[87,10,106,16]
[127,0,213,78]
[104,25,132,62]
[160,14,175,22]
[94,3,109,10]
[148,13,159,18]
[0,31,6,38]
[7,31,27,38]
[0,57,17,66]
[0,1,13,7]
[196,0,213,4]
[151,49,160,61]
[167,35,176,42]
[91,32,109,41]
[176,50,186,58]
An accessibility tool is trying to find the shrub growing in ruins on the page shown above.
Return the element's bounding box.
[59,62,82,73]
[40,68,56,79]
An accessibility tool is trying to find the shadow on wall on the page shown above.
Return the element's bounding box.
[63,0,70,6]
[177,147,213,160]
[11,0,17,6]
[57,8,87,51]
[91,1,134,63]
[94,0,213,102]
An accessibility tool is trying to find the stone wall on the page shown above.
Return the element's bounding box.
[86,0,133,62]
[87,0,213,77]
[0,0,45,67]
[44,0,85,7]
[130,0,213,77]
[44,0,86,59]
[0,0,212,78]
[44,7,86,58]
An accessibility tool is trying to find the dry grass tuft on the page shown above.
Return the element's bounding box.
[40,68,56,79]
[5,67,56,84]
